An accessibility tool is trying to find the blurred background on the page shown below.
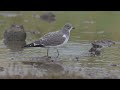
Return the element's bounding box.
[0,11,120,42]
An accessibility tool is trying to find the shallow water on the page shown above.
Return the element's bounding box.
[0,11,22,17]
[1,11,120,79]
[0,39,120,79]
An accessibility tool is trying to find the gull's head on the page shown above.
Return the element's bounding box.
[62,23,75,32]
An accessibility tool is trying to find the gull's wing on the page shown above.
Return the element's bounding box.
[34,31,66,46]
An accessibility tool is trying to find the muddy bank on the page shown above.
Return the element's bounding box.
[0,41,120,79]
[0,59,120,79]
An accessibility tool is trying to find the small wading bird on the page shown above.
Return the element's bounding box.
[24,23,75,57]
[89,43,102,56]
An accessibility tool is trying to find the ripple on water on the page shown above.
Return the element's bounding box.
[0,40,120,78]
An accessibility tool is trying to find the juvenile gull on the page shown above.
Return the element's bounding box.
[24,23,75,57]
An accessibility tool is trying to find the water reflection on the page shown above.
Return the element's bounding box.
[3,40,26,52]
[1,38,120,78]
[21,56,64,73]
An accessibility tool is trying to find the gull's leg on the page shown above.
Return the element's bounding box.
[56,48,59,58]
[47,48,49,57]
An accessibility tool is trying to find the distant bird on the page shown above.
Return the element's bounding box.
[89,43,102,56]
[89,47,101,56]
[24,23,75,57]
[92,43,102,48]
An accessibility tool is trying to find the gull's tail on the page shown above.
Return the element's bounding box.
[24,42,44,48]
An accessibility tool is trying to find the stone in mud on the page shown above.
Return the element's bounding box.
[40,12,56,23]
[0,67,4,72]
[4,24,26,41]
[3,24,27,51]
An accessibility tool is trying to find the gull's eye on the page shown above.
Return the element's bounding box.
[65,25,71,29]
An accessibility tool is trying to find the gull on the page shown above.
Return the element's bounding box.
[24,23,75,57]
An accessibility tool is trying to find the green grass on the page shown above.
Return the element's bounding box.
[0,11,120,42]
